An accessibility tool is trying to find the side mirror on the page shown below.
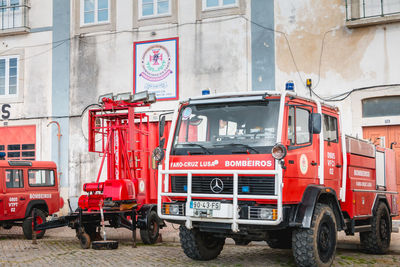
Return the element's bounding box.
[310,113,322,134]
[159,115,166,138]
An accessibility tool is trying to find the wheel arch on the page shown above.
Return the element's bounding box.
[137,204,164,230]
[24,200,49,218]
[372,194,391,215]
[293,185,346,230]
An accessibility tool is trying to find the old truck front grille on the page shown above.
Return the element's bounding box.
[170,175,275,195]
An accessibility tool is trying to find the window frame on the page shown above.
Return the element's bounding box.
[322,114,338,143]
[0,55,19,98]
[138,0,172,20]
[28,169,55,187]
[5,169,24,188]
[202,0,238,11]
[287,105,313,150]
[80,0,110,27]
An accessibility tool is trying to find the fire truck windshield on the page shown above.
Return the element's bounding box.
[171,100,280,155]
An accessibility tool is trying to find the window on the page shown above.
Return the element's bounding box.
[6,169,23,188]
[0,56,18,97]
[28,169,55,187]
[346,0,400,21]
[81,0,109,26]
[0,0,26,30]
[139,0,171,18]
[5,143,35,160]
[203,0,238,10]
[288,107,311,145]
[362,96,400,118]
[323,115,338,143]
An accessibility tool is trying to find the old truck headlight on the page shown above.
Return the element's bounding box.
[170,204,180,215]
[259,208,273,220]
[272,144,287,160]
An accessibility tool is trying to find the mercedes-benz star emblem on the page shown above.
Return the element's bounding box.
[210,178,224,194]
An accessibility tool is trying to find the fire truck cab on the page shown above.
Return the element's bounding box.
[155,91,398,266]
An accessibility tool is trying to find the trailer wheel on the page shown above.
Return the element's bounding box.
[179,225,225,261]
[140,210,160,244]
[79,232,91,249]
[292,203,337,267]
[22,209,46,240]
[360,202,391,254]
[266,229,292,249]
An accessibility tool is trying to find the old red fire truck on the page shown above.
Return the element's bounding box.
[155,91,398,266]
[35,91,166,249]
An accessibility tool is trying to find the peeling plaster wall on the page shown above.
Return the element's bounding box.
[67,1,252,204]
[275,0,400,134]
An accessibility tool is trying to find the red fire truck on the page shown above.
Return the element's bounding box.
[155,91,398,266]
[0,160,63,239]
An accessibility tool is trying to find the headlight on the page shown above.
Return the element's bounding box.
[152,147,164,162]
[170,205,180,215]
[259,208,273,220]
[271,144,287,160]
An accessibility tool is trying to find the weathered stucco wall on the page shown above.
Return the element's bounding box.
[275,0,400,134]
[67,0,252,204]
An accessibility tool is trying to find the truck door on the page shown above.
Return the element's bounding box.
[4,169,26,220]
[322,112,343,195]
[284,102,319,202]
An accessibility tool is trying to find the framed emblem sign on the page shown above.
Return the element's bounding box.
[134,37,179,101]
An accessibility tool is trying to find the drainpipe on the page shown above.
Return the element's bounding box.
[47,121,62,179]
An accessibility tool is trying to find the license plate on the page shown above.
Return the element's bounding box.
[191,201,221,210]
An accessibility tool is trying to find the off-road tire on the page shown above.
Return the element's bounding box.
[179,225,225,261]
[22,209,46,240]
[140,210,160,244]
[79,232,91,249]
[266,229,292,249]
[360,202,391,254]
[292,203,337,267]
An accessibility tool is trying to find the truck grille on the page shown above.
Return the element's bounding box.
[170,176,275,195]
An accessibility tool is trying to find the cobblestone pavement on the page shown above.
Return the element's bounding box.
[1,225,400,266]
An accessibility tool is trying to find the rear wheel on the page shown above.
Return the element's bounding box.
[292,203,337,267]
[22,209,46,240]
[79,232,91,249]
[360,202,391,254]
[179,225,225,261]
[140,210,160,244]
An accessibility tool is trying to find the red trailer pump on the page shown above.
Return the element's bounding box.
[155,91,398,266]
[34,91,165,248]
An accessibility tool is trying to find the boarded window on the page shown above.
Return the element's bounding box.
[362,96,400,118]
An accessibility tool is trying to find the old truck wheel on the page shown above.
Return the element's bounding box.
[79,232,91,249]
[140,210,160,244]
[360,202,391,254]
[266,229,292,249]
[22,209,46,240]
[292,203,337,267]
[179,225,225,261]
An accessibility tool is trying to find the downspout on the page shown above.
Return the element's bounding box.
[47,121,62,179]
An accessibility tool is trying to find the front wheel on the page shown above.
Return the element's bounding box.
[292,203,337,267]
[360,202,391,254]
[179,225,225,261]
[22,209,47,240]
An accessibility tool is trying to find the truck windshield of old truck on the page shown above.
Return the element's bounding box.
[172,100,280,155]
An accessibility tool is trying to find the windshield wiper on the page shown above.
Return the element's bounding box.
[184,143,212,154]
[213,143,259,154]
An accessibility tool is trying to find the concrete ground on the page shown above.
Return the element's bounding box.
[1,222,400,266]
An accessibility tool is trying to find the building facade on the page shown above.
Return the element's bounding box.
[0,0,399,211]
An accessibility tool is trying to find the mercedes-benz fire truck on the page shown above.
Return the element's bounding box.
[154,91,398,267]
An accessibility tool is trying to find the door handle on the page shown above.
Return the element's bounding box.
[310,161,318,166]
[336,164,342,168]
[20,197,25,201]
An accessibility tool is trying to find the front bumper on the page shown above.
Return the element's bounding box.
[157,168,283,232]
